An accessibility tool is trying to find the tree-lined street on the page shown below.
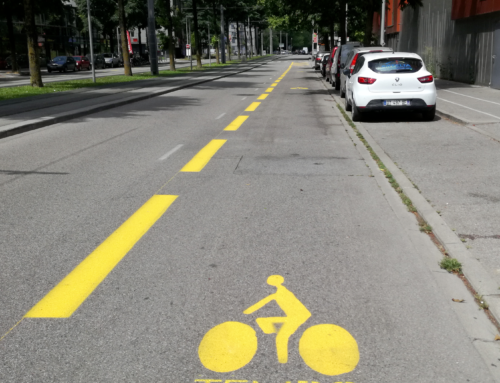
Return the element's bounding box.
[1,56,500,382]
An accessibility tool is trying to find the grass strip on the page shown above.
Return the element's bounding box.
[0,56,271,102]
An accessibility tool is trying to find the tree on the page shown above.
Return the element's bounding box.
[118,0,132,75]
[191,0,202,68]
[23,0,42,86]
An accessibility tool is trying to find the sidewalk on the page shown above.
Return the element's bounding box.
[0,57,275,139]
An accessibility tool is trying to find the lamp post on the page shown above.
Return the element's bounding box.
[147,0,158,75]
[86,0,95,83]
[380,0,386,46]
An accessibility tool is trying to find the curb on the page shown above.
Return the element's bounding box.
[0,57,277,140]
[331,91,500,326]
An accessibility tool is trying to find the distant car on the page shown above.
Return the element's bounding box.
[73,56,91,71]
[103,53,120,68]
[331,42,361,90]
[325,47,338,83]
[47,56,77,73]
[344,52,437,122]
[87,54,106,69]
[321,54,330,77]
[313,52,326,70]
[339,46,393,98]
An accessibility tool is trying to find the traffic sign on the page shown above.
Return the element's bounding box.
[186,44,191,49]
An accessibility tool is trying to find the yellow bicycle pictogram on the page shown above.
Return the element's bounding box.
[198,275,359,376]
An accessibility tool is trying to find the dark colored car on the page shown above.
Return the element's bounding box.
[321,54,330,77]
[47,56,77,73]
[313,52,327,70]
[73,56,91,71]
[330,42,361,90]
[325,47,338,84]
[87,54,106,69]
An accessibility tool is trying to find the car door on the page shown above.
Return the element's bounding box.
[348,56,366,102]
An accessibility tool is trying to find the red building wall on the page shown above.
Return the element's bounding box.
[373,0,401,35]
[452,0,500,20]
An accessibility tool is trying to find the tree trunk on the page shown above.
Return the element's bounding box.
[364,0,375,47]
[6,3,19,73]
[23,0,42,87]
[164,0,175,70]
[236,21,241,60]
[225,21,230,60]
[215,41,219,64]
[244,20,248,58]
[138,28,143,54]
[249,23,253,58]
[339,0,346,45]
[211,2,219,64]
[330,22,335,51]
[118,0,132,75]
[192,0,202,68]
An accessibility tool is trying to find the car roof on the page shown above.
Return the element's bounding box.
[362,52,423,61]
[351,46,393,54]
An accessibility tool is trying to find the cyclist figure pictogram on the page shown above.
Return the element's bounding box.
[243,275,311,363]
[198,275,359,376]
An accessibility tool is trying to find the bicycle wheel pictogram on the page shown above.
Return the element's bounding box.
[198,275,359,376]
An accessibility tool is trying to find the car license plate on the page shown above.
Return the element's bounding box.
[383,100,411,106]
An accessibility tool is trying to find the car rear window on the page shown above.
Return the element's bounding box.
[368,58,423,73]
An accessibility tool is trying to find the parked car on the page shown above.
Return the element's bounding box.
[87,54,106,69]
[330,42,361,90]
[321,53,330,77]
[325,47,338,83]
[6,54,46,69]
[73,56,91,71]
[343,52,436,122]
[313,52,327,70]
[103,53,120,68]
[339,46,393,98]
[47,56,77,73]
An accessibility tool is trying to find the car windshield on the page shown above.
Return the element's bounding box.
[103,54,112,58]
[368,58,423,73]
[73,57,82,60]
[340,47,356,65]
[53,56,67,63]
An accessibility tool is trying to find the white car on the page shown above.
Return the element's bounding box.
[344,52,436,122]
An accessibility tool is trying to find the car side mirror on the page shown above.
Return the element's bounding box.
[343,69,351,76]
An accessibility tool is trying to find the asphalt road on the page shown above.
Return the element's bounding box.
[0,58,220,88]
[0,56,499,382]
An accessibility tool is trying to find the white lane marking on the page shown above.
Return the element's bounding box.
[255,88,259,91]
[158,144,184,161]
[216,113,226,119]
[437,98,500,120]
[439,89,500,107]
[241,97,247,100]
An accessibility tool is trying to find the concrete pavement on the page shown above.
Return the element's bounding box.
[0,56,499,382]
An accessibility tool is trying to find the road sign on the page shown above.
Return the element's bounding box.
[186,44,191,49]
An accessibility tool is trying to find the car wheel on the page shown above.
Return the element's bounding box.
[47,68,52,73]
[345,93,352,112]
[326,76,330,83]
[340,84,346,98]
[352,98,363,122]
[422,105,436,121]
[335,76,340,91]
[63,67,67,73]
[73,66,76,72]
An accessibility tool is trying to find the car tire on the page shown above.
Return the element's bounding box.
[326,76,330,83]
[73,66,76,72]
[47,69,52,73]
[335,76,340,91]
[352,98,363,122]
[340,85,346,98]
[422,105,436,121]
[345,93,352,112]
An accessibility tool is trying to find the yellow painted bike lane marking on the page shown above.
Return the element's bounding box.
[181,139,227,172]
[224,116,249,131]
[26,195,178,318]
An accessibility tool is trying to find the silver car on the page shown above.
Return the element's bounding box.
[103,53,120,68]
[313,52,327,70]
[339,46,393,98]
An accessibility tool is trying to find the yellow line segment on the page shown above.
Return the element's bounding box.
[271,83,278,87]
[257,94,269,100]
[266,88,274,92]
[181,139,227,172]
[245,102,261,112]
[25,195,178,318]
[224,116,249,131]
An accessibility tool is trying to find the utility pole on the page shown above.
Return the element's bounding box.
[261,28,263,55]
[189,20,192,70]
[220,4,226,63]
[380,0,386,46]
[147,0,158,75]
[86,0,95,83]
[270,28,272,54]
[286,33,288,53]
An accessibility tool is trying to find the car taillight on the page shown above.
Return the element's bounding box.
[316,57,321,61]
[418,75,434,83]
[350,53,359,74]
[358,77,377,84]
